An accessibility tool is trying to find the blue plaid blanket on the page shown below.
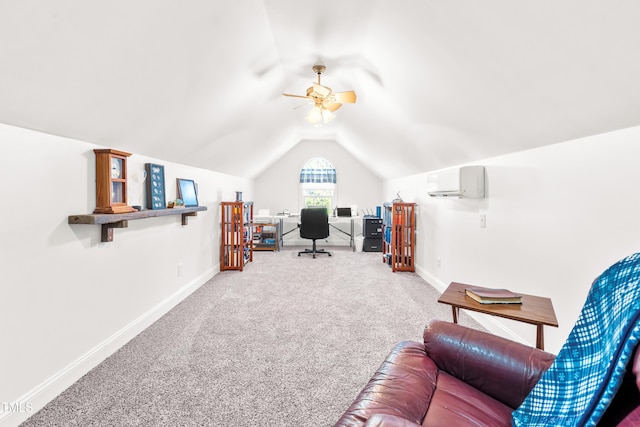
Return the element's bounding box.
[512,252,640,426]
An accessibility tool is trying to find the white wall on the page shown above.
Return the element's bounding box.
[253,139,382,245]
[5,122,638,424]
[384,125,640,354]
[0,124,252,426]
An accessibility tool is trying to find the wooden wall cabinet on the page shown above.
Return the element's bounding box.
[221,201,253,271]
[382,202,416,272]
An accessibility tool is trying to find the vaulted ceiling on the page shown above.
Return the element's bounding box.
[1,1,639,179]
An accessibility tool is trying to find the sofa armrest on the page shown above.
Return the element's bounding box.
[364,414,422,427]
[332,341,438,427]
[423,320,555,409]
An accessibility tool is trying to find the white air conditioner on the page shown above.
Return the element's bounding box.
[427,165,485,198]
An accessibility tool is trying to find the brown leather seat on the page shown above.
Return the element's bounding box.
[333,320,640,426]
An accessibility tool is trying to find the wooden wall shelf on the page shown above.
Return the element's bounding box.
[68,206,207,242]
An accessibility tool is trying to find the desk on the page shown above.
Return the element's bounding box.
[329,216,358,252]
[437,282,558,350]
[273,215,358,252]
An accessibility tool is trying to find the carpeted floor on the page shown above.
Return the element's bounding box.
[21,246,484,427]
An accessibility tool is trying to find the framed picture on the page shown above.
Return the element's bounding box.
[177,178,199,207]
[145,163,166,210]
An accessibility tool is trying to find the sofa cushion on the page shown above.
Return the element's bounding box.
[421,371,513,427]
[424,320,554,409]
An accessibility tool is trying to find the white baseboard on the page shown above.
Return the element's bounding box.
[415,265,529,346]
[0,267,217,427]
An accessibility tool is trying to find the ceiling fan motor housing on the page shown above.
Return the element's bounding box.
[312,65,326,75]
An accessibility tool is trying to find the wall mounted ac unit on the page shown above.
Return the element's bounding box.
[427,165,485,198]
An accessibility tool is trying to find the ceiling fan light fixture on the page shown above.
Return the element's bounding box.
[305,106,335,126]
[284,65,356,126]
[305,106,323,125]
[321,108,336,124]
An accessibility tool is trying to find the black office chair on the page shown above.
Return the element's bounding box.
[298,208,332,258]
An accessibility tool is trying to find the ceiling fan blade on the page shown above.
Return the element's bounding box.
[283,93,311,99]
[294,101,313,110]
[325,103,343,112]
[334,90,357,104]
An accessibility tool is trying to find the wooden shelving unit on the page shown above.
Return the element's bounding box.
[252,223,279,251]
[221,201,253,271]
[382,202,416,272]
[68,206,207,242]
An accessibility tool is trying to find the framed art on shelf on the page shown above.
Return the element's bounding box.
[177,178,199,207]
[145,163,166,210]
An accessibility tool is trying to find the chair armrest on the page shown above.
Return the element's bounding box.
[423,320,555,408]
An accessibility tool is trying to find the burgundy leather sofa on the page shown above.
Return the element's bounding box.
[333,320,640,427]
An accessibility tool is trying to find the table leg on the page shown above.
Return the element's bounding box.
[351,218,355,252]
[451,306,459,324]
[536,325,544,350]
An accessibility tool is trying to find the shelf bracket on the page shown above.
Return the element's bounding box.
[181,212,197,226]
[101,221,128,242]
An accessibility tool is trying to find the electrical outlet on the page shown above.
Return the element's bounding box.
[177,262,183,277]
[480,213,486,228]
[436,257,441,268]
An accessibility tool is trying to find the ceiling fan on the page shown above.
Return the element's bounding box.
[283,65,357,125]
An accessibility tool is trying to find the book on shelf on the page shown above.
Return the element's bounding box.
[465,287,522,304]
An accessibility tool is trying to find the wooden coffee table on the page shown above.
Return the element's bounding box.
[437,282,558,350]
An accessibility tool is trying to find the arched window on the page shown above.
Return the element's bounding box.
[299,157,336,212]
